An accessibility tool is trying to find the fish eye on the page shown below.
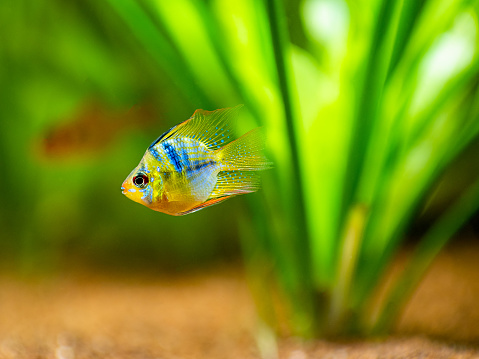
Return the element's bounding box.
[133,173,149,188]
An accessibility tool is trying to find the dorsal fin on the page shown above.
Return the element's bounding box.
[148,105,243,150]
[148,124,179,149]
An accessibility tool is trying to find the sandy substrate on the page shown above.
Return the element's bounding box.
[0,241,478,359]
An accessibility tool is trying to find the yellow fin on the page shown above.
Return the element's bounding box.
[149,105,243,150]
[175,169,262,215]
[218,127,272,171]
[176,195,233,215]
[210,171,261,197]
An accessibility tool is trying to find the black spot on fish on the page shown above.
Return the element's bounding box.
[195,160,215,171]
[187,160,216,175]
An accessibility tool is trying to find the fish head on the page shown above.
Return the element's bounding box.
[121,156,157,207]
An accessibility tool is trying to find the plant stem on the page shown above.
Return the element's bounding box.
[341,0,397,215]
[265,0,306,222]
[106,0,212,107]
[328,204,368,334]
[192,1,264,123]
[265,0,315,335]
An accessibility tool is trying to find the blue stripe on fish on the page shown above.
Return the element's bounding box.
[180,146,190,172]
[163,142,182,173]
[149,147,162,162]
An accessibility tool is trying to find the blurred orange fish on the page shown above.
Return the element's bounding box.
[36,102,155,161]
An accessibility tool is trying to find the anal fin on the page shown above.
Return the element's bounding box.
[210,171,261,197]
[176,171,261,215]
[176,196,233,215]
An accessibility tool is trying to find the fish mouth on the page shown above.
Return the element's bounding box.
[121,181,135,195]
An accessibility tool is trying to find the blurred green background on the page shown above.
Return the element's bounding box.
[0,0,246,275]
[1,0,479,337]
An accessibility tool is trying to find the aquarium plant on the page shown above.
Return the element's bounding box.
[104,0,479,336]
[2,0,479,337]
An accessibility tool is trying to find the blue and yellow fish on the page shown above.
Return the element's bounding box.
[121,105,271,215]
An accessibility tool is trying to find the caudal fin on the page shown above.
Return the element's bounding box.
[217,127,272,171]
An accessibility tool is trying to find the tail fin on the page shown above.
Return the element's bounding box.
[217,127,272,171]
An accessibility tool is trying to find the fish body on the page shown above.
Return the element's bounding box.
[121,105,271,216]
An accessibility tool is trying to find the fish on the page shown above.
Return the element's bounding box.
[121,105,271,216]
[35,101,155,162]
